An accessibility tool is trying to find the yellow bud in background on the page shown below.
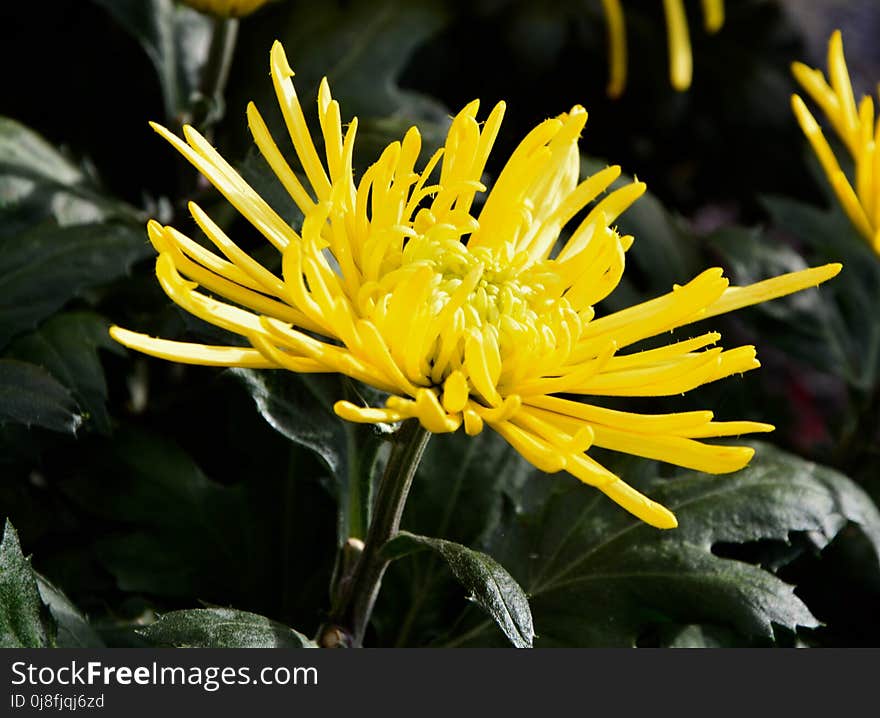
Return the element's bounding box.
[180,0,272,18]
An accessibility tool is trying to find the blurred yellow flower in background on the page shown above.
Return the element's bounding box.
[181,0,271,18]
[792,30,880,254]
[602,0,725,96]
[111,40,839,529]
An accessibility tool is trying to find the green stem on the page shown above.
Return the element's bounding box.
[320,419,430,647]
[171,16,238,221]
[189,16,239,132]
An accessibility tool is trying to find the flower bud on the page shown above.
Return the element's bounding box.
[180,0,272,18]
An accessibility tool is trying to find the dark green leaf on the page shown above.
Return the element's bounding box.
[654,624,748,648]
[0,117,83,187]
[59,421,335,630]
[251,0,448,117]
[0,520,55,648]
[90,0,211,121]
[373,430,532,646]
[0,359,82,433]
[61,429,249,598]
[704,224,847,338]
[8,313,124,433]
[0,222,151,349]
[233,369,385,545]
[761,196,865,259]
[405,429,532,547]
[36,574,104,648]
[0,117,141,230]
[139,608,317,648]
[759,196,880,391]
[384,531,534,648]
[233,0,450,167]
[397,437,880,647]
[580,156,702,304]
[706,223,868,393]
[494,443,880,646]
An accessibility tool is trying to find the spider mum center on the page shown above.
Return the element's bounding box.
[373,235,583,385]
[421,240,542,323]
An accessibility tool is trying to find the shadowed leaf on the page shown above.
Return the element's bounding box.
[0,520,55,647]
[139,608,317,648]
[0,359,82,434]
[384,531,534,648]
[8,313,124,433]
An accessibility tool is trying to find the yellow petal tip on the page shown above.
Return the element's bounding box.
[653,509,678,530]
[270,40,295,77]
[825,262,843,278]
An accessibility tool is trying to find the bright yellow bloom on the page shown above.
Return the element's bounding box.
[601,0,725,97]
[111,41,839,529]
[792,31,880,254]
[180,0,271,18]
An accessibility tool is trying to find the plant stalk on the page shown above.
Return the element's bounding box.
[189,16,239,131]
[320,419,430,647]
[172,16,238,222]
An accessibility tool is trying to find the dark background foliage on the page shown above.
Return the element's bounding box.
[1,0,879,647]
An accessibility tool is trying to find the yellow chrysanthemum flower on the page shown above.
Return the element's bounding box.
[181,0,271,18]
[601,0,725,96]
[111,41,839,529]
[792,30,880,254]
